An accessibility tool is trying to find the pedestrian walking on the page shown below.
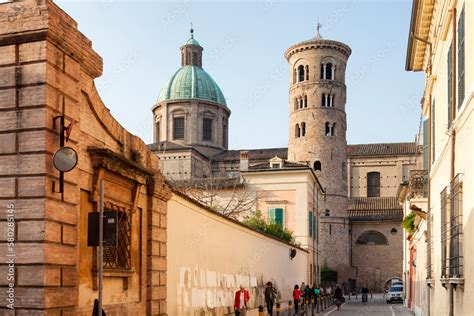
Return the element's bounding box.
[265,282,277,315]
[334,285,343,311]
[361,285,369,304]
[293,284,302,316]
[311,283,320,305]
[325,285,332,295]
[234,285,250,315]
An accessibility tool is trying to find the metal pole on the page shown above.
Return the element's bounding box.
[98,179,104,314]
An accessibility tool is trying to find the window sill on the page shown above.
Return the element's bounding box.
[440,277,464,287]
[93,268,135,278]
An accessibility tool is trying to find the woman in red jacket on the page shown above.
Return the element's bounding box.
[292,284,302,316]
[234,285,250,315]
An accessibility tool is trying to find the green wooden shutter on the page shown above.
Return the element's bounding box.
[275,208,283,227]
[268,208,276,224]
[313,214,317,240]
[309,211,313,237]
[423,119,430,171]
[458,5,465,108]
[448,44,453,127]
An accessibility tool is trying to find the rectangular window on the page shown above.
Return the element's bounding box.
[458,5,465,108]
[173,117,185,139]
[309,211,313,237]
[367,172,381,197]
[223,124,227,147]
[103,203,132,270]
[449,174,463,277]
[203,118,213,141]
[155,121,160,142]
[268,208,284,227]
[440,187,449,277]
[447,43,453,127]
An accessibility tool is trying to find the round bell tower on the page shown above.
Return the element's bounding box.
[285,28,352,285]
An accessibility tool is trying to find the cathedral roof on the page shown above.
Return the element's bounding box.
[348,197,403,221]
[157,65,227,106]
[346,142,419,157]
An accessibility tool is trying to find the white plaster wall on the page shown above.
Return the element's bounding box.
[167,193,308,315]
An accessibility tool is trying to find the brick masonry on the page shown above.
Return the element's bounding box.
[0,1,169,315]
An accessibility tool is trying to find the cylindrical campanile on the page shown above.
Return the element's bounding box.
[285,32,352,285]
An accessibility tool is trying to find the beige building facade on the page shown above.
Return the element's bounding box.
[405,0,474,315]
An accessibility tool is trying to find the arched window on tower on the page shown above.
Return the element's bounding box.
[325,122,335,137]
[298,65,305,82]
[295,124,300,138]
[325,63,333,80]
[301,122,306,136]
[313,160,321,171]
[305,65,309,80]
[304,95,308,108]
[367,172,381,197]
[356,230,388,245]
[299,98,304,109]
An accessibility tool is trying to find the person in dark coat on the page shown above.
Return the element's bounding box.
[334,285,343,311]
[264,282,277,315]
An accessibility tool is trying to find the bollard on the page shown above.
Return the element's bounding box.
[288,300,292,315]
[316,297,320,313]
[371,292,373,299]
[276,302,281,316]
[258,305,264,316]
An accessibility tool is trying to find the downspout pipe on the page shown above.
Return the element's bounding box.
[449,7,457,316]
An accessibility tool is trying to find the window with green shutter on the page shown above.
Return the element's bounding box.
[448,43,453,127]
[309,211,313,237]
[268,208,284,227]
[313,213,317,241]
[423,118,430,171]
[458,5,465,108]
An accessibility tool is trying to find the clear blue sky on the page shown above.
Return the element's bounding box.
[57,0,424,149]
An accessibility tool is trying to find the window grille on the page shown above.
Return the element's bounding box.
[449,174,463,277]
[103,202,132,270]
[440,187,449,277]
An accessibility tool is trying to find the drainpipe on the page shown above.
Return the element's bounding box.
[449,6,457,316]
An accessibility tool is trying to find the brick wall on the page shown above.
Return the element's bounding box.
[0,1,169,314]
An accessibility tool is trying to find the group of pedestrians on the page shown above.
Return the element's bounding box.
[233,281,358,315]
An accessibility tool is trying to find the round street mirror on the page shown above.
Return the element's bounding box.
[53,146,78,172]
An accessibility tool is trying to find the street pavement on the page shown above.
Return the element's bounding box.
[244,294,413,316]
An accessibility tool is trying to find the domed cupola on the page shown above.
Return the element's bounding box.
[156,28,227,106]
[152,29,230,155]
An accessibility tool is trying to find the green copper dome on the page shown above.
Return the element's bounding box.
[157,65,227,106]
[184,37,200,46]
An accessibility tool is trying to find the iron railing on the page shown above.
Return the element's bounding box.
[448,174,463,277]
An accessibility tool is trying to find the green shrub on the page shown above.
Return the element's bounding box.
[402,212,416,234]
[243,210,299,246]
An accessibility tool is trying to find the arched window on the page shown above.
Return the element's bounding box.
[301,122,306,136]
[299,98,304,109]
[305,65,309,80]
[304,95,308,108]
[367,172,381,197]
[325,122,335,136]
[298,65,305,82]
[356,230,388,245]
[325,63,333,80]
[314,160,321,171]
[295,124,300,138]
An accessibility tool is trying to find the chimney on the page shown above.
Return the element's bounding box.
[240,151,249,171]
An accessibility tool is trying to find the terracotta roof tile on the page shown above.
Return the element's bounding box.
[346,142,420,157]
[348,197,402,221]
[211,148,288,162]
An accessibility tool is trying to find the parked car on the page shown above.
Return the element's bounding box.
[386,285,403,304]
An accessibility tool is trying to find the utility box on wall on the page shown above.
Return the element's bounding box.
[87,211,117,247]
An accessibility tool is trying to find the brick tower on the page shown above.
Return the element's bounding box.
[285,29,352,286]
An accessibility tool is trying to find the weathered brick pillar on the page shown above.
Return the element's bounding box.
[1,1,170,315]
